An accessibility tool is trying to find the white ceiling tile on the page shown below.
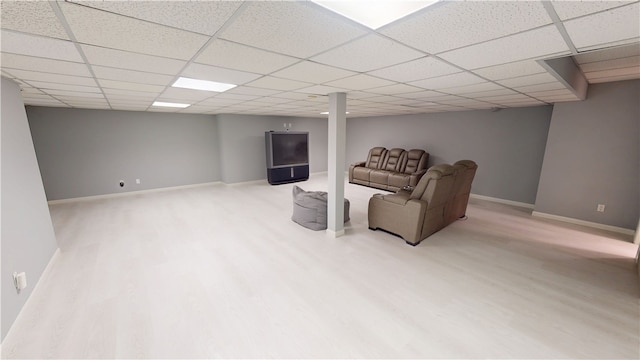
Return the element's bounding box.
[219,1,366,58]
[92,66,174,86]
[25,81,101,94]
[435,98,493,107]
[81,45,186,75]
[527,89,576,98]
[1,30,82,62]
[18,86,45,95]
[584,67,640,80]
[580,56,640,72]
[213,93,261,101]
[464,89,518,98]
[195,39,299,75]
[70,1,242,36]
[1,53,91,77]
[110,104,149,111]
[272,92,320,101]
[551,0,635,20]
[158,87,216,102]
[346,91,379,100]
[108,99,152,106]
[0,1,69,40]
[368,56,462,83]
[473,60,547,80]
[496,73,559,88]
[381,1,551,54]
[587,72,640,83]
[574,43,640,64]
[178,105,222,114]
[324,74,395,91]
[366,83,424,95]
[21,93,53,100]
[311,34,424,72]
[98,79,166,93]
[23,98,68,107]
[409,72,485,90]
[3,69,97,86]
[515,82,567,93]
[103,89,160,100]
[441,82,506,95]
[439,26,570,70]
[198,97,246,107]
[60,2,209,60]
[181,63,262,85]
[271,61,355,83]
[245,76,312,91]
[564,3,640,51]
[477,94,535,103]
[295,85,349,95]
[394,90,448,99]
[225,86,282,97]
[48,93,105,100]
[252,97,294,105]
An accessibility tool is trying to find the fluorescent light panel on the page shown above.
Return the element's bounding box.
[152,101,190,108]
[172,77,237,92]
[312,0,439,29]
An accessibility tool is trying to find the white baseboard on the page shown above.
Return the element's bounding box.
[531,211,636,236]
[48,182,221,205]
[3,248,60,343]
[326,228,345,238]
[469,194,535,209]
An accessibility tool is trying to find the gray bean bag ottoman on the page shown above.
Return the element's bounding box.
[292,185,350,230]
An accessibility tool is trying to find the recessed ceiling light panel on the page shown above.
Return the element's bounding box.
[311,0,439,29]
[152,101,191,108]
[172,77,237,92]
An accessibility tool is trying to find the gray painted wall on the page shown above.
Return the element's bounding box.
[346,106,553,204]
[535,80,640,230]
[1,77,58,340]
[27,107,220,200]
[216,114,327,184]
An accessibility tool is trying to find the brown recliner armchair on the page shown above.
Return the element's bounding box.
[368,164,456,245]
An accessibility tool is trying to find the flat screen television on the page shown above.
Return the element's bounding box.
[265,131,309,168]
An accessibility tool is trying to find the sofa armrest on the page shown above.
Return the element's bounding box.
[408,169,427,187]
[373,191,411,205]
[349,161,366,182]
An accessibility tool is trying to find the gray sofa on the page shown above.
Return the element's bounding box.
[349,147,429,192]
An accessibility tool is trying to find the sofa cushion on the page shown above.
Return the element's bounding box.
[380,148,406,172]
[404,149,428,174]
[365,147,387,169]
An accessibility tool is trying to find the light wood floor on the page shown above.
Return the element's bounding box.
[2,174,639,359]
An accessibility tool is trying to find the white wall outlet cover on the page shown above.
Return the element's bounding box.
[13,272,27,293]
[136,179,140,184]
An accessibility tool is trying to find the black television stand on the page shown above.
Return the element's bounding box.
[267,165,309,185]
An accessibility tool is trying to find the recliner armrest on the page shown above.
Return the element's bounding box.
[410,169,427,177]
[350,161,366,168]
[373,191,411,205]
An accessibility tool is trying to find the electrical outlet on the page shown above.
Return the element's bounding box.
[597,204,605,212]
[13,272,27,294]
[136,179,140,184]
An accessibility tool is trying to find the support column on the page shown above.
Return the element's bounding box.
[327,92,347,237]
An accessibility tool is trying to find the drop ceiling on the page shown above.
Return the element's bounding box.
[1,0,639,118]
